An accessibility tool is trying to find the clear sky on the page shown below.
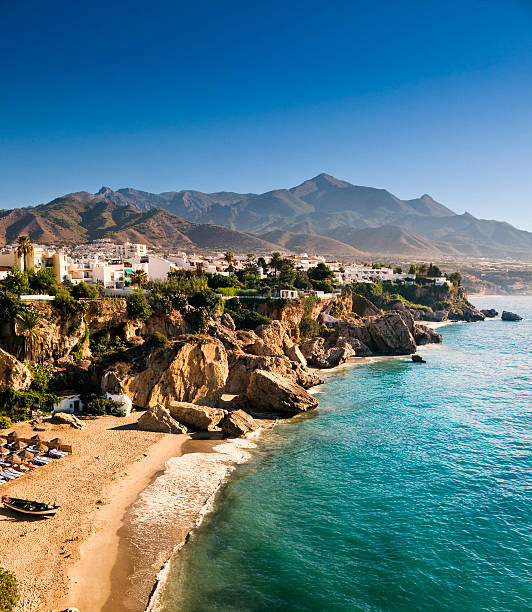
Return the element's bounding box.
[1,0,532,229]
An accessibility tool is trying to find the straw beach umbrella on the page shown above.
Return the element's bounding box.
[6,454,22,464]
[33,442,47,453]
[7,431,18,440]
[31,434,42,441]
[50,437,63,449]
[8,440,23,451]
[0,447,10,457]
[19,449,34,460]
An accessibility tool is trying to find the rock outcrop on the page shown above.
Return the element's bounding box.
[221,409,257,437]
[501,311,523,321]
[138,404,187,434]
[413,323,442,345]
[168,401,226,431]
[0,347,32,390]
[480,309,498,318]
[246,369,318,415]
[102,338,229,409]
[225,352,321,394]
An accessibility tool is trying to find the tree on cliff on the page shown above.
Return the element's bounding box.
[449,271,462,287]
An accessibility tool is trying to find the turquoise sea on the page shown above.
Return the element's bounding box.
[157,296,532,612]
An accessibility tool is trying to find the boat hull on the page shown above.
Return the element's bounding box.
[2,501,59,516]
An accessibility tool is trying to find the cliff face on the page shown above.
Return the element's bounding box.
[0,289,446,434]
[101,338,229,408]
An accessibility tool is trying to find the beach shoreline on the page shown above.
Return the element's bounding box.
[0,320,455,612]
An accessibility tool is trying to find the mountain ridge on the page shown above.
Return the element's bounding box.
[2,174,532,260]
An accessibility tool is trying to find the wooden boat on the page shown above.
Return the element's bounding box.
[2,495,59,516]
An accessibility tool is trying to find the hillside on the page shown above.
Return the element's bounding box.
[0,197,282,253]
[260,230,367,259]
[66,173,532,259]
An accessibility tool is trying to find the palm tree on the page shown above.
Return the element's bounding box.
[269,252,282,277]
[224,251,234,265]
[16,310,41,338]
[15,235,33,272]
[130,269,148,289]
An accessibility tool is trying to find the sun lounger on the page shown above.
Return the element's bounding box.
[49,449,68,458]
[32,457,51,465]
[5,468,23,477]
[0,471,17,480]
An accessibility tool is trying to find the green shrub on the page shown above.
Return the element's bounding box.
[185,307,211,333]
[188,290,223,317]
[0,416,12,429]
[71,282,100,299]
[149,332,168,347]
[71,324,90,361]
[83,397,123,416]
[89,333,127,365]
[53,288,78,317]
[0,566,19,611]
[126,292,153,320]
[299,315,321,338]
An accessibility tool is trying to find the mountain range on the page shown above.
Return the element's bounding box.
[1,173,531,260]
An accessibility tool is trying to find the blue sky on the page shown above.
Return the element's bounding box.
[1,0,532,229]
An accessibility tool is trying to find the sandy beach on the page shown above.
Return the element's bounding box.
[0,414,187,611]
[0,413,261,612]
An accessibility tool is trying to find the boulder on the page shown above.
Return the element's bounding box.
[0,347,32,390]
[221,312,236,330]
[501,311,522,321]
[480,309,498,318]
[50,413,85,429]
[413,323,442,345]
[284,344,307,367]
[322,344,354,368]
[411,354,426,363]
[138,404,186,434]
[221,409,257,437]
[246,369,318,415]
[299,337,326,365]
[366,312,416,355]
[168,401,226,431]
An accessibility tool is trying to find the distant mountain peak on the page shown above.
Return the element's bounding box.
[97,186,113,195]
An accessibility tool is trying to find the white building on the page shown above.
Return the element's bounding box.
[52,392,83,415]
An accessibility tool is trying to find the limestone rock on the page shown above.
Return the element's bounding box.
[138,404,186,434]
[351,293,382,317]
[221,312,236,330]
[299,337,326,365]
[168,401,226,431]
[255,320,295,355]
[225,352,321,394]
[221,409,257,437]
[102,338,229,409]
[285,344,307,367]
[0,347,32,390]
[480,309,498,318]
[413,324,442,345]
[50,413,85,429]
[501,311,523,321]
[246,369,318,415]
[366,312,416,355]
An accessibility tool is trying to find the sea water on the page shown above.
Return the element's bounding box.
[156,296,532,612]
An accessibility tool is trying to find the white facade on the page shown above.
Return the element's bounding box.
[53,394,83,415]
